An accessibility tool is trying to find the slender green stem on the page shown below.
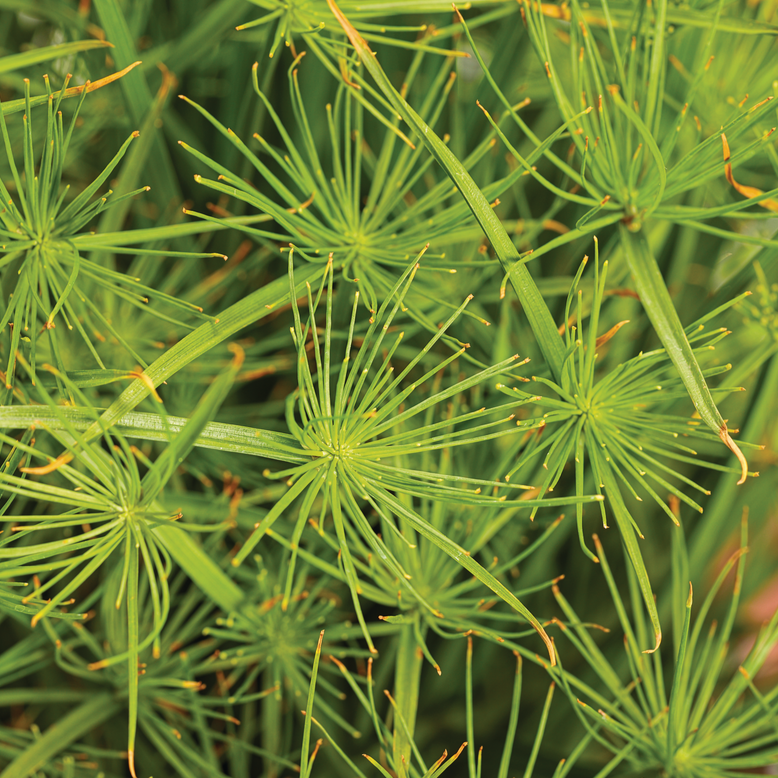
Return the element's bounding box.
[393,622,425,778]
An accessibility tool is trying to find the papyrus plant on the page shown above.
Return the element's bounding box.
[0,1,775,776]
[0,74,224,391]
[228,250,603,661]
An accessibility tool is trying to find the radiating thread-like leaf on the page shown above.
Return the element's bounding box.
[326,0,567,382]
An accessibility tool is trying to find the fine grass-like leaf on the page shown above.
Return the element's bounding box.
[0,77,223,387]
[92,0,182,208]
[126,534,140,778]
[495,244,756,650]
[179,48,550,347]
[0,61,143,116]
[0,693,120,778]
[300,630,325,778]
[1,2,775,774]
[326,0,567,382]
[232,251,603,664]
[510,0,769,475]
[550,516,778,778]
[80,262,322,441]
[0,350,248,769]
[235,0,494,59]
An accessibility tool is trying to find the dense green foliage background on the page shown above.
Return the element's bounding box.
[0,0,777,776]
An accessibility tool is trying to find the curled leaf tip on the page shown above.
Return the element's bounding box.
[722,132,778,212]
[128,750,137,778]
[21,451,74,475]
[643,631,662,654]
[228,342,246,370]
[719,424,748,484]
[595,320,629,349]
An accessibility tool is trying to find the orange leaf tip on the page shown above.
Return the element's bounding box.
[719,424,748,485]
[642,631,662,654]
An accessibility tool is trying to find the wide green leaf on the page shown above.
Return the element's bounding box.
[0,39,112,75]
[619,225,748,483]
